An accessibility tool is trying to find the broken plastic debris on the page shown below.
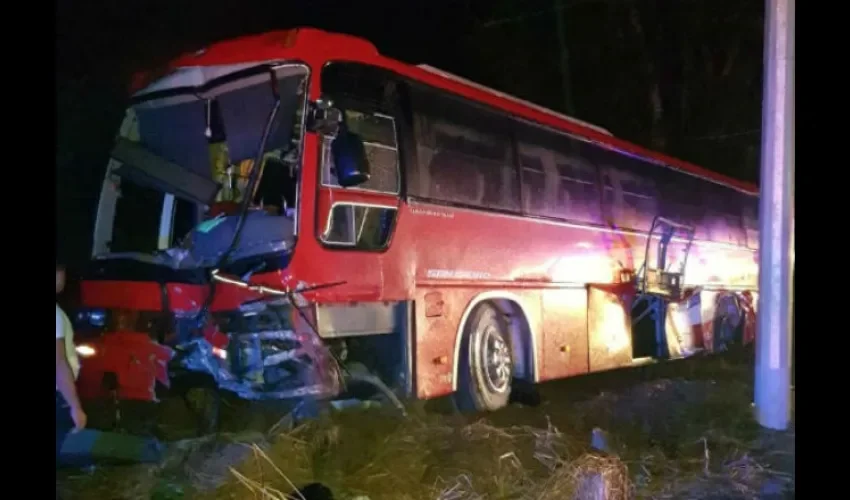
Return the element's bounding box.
[591,427,609,453]
[195,216,227,233]
[330,398,382,411]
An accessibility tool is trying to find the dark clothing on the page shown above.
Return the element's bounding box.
[56,392,73,467]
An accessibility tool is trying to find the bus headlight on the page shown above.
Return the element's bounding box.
[76,344,97,357]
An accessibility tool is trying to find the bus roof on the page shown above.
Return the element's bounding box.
[131,28,759,196]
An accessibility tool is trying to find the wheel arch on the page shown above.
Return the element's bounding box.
[451,291,538,392]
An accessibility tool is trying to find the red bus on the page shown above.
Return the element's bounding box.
[74,28,759,424]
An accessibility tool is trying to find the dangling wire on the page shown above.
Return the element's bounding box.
[205,99,212,139]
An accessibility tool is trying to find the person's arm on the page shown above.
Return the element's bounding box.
[55,310,82,414]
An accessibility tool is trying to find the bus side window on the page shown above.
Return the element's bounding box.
[517,148,547,215]
[600,167,624,227]
[323,203,397,250]
[701,182,747,245]
[409,85,520,213]
[515,124,602,224]
[317,110,401,250]
[582,144,658,231]
[741,194,759,248]
[320,62,402,196]
[320,111,400,195]
[657,169,705,239]
[553,155,603,224]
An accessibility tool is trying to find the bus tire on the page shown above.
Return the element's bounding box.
[454,303,513,413]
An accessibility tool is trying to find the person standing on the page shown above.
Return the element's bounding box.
[56,260,86,466]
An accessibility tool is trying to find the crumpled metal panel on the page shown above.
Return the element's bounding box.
[178,303,341,400]
[76,332,174,402]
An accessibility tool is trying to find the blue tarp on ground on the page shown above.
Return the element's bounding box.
[59,429,164,468]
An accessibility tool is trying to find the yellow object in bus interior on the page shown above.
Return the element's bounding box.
[235,158,255,202]
[209,142,279,205]
[209,141,234,202]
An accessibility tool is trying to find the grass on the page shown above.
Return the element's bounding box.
[57,350,794,499]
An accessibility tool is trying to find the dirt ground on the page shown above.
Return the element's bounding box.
[57,349,794,500]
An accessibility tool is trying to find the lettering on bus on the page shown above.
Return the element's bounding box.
[409,207,455,219]
[425,269,492,280]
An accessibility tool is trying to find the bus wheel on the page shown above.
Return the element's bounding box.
[454,303,513,413]
[713,296,743,353]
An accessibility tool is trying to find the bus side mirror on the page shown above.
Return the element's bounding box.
[331,127,371,188]
[308,98,371,188]
[309,99,343,135]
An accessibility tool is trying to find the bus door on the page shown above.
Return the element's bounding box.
[313,62,408,299]
[632,216,695,359]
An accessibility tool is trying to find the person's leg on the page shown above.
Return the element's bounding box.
[56,392,74,500]
[56,392,73,467]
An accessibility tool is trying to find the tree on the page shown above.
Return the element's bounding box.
[458,0,763,180]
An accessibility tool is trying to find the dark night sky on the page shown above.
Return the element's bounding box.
[56,1,474,81]
[56,0,765,268]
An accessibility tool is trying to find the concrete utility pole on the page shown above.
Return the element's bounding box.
[754,0,794,431]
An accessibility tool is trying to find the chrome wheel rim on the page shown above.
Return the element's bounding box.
[482,325,512,394]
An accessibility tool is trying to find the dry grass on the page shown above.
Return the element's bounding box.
[57,352,794,500]
[212,416,634,500]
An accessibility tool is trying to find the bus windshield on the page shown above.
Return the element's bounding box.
[97,64,309,261]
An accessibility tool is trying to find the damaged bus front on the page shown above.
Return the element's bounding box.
[74,60,372,414]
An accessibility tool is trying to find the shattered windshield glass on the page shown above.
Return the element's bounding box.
[106,65,308,264]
